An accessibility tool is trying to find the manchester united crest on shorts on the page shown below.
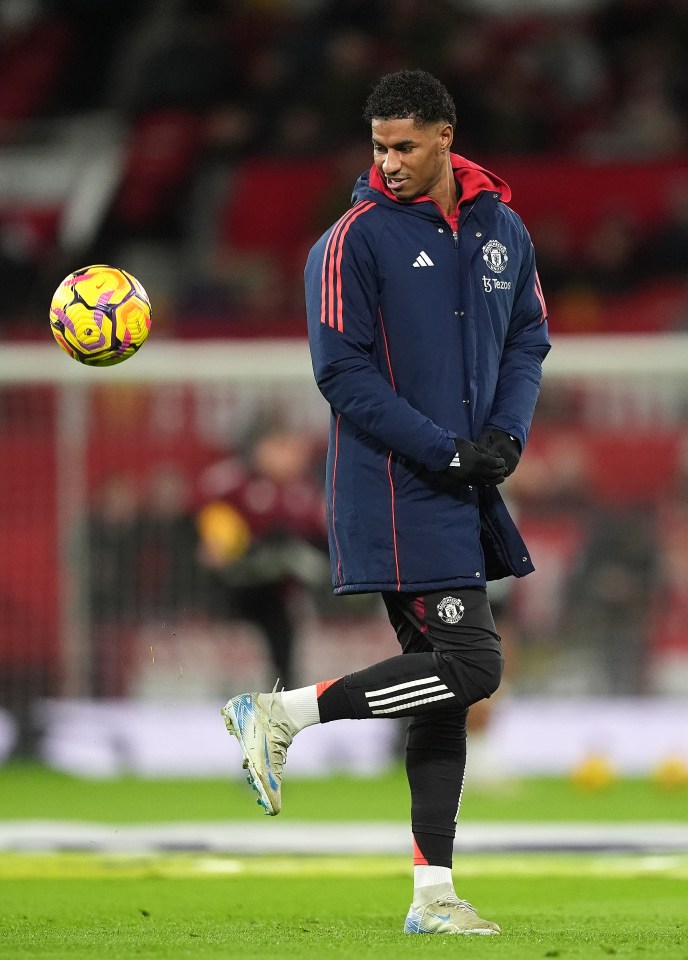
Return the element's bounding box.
[482,239,508,273]
[437,596,465,624]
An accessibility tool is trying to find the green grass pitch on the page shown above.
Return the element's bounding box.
[1,853,687,959]
[0,765,686,958]
[2,762,688,822]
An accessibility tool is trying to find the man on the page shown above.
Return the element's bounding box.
[197,426,329,689]
[222,69,550,935]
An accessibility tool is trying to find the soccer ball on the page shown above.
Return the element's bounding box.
[49,264,152,366]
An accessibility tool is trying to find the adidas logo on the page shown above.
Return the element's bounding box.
[412,251,434,267]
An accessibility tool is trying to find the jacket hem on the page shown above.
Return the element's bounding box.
[334,575,489,595]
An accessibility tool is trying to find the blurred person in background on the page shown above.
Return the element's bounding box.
[222,69,549,935]
[197,425,329,689]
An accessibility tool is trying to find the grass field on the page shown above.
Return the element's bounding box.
[2,762,688,822]
[1,765,686,959]
[1,852,687,959]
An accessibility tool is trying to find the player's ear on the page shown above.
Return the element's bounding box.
[439,123,453,153]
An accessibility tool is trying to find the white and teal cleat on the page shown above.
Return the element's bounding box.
[221,690,296,816]
[404,894,501,935]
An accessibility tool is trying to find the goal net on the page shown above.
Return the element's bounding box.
[1,336,688,771]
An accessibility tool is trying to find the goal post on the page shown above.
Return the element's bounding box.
[4,334,688,384]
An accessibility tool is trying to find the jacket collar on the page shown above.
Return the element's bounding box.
[365,152,511,211]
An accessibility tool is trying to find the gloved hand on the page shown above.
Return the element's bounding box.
[446,437,506,485]
[478,428,521,477]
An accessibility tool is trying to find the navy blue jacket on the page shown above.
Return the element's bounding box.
[305,154,551,594]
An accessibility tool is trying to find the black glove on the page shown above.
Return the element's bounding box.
[446,437,506,486]
[478,428,521,477]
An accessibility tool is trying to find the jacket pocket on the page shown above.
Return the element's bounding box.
[479,486,532,580]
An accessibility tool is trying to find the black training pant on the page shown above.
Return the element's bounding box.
[317,587,503,866]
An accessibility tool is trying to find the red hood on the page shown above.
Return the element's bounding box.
[369,152,511,207]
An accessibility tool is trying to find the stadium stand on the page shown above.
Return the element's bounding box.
[0,0,685,339]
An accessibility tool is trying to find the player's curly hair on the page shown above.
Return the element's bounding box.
[363,69,457,127]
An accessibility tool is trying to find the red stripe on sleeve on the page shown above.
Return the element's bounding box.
[321,203,366,327]
[534,270,547,321]
[320,201,375,332]
[320,211,352,327]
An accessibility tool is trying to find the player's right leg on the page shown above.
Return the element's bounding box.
[222,646,472,817]
[223,586,503,817]
[223,625,501,817]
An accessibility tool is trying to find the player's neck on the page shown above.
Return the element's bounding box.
[427,159,458,217]
[442,158,459,216]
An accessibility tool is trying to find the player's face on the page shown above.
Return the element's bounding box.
[371,117,453,204]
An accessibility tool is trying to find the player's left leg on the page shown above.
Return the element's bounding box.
[383,589,501,934]
[402,707,499,933]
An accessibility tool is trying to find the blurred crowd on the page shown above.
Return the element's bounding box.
[0,0,687,337]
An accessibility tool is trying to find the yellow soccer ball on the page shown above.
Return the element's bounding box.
[49,264,151,366]
[651,756,688,790]
[570,753,617,790]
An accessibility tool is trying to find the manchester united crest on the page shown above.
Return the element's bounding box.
[482,239,508,273]
[437,596,465,624]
